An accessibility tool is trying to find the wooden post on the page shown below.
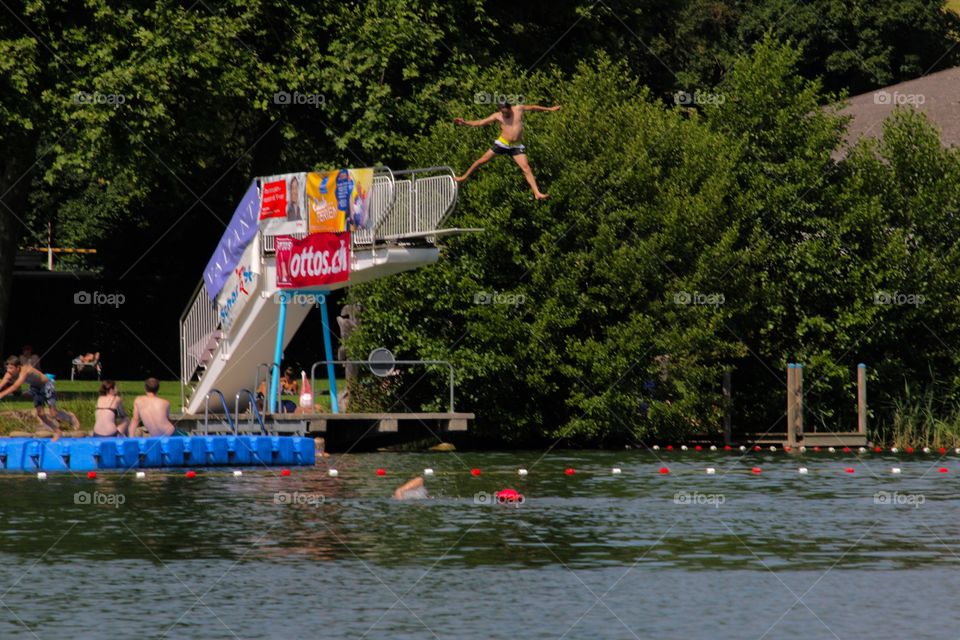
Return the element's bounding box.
[857,363,867,435]
[786,364,796,446]
[795,364,804,439]
[723,370,732,445]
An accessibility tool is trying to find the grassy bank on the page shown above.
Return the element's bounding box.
[0,379,341,435]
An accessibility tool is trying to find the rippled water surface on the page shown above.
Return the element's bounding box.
[2,450,960,639]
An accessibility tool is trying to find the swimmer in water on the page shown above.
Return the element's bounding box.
[393,476,428,500]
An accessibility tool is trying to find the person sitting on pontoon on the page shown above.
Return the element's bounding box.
[93,380,129,437]
[129,377,176,437]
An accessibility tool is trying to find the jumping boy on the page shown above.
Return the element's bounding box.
[453,98,560,200]
[0,355,80,441]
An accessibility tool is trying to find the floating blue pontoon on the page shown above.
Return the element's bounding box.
[0,435,315,472]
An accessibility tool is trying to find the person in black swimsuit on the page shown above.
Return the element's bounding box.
[93,380,129,437]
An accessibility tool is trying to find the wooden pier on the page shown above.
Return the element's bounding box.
[173,411,474,438]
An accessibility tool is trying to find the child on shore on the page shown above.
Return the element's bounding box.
[0,356,80,441]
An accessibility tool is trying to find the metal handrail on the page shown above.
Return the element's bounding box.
[203,389,235,435]
[309,359,456,413]
[253,362,279,413]
[235,388,267,435]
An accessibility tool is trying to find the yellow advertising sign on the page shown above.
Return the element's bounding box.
[307,168,375,233]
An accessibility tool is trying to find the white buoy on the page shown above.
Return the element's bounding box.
[233,470,243,477]
[611,467,622,475]
[710,445,717,451]
[681,445,688,451]
[135,471,146,479]
[892,467,902,474]
[955,448,960,455]
[769,446,777,452]
[798,467,808,474]
[424,468,435,476]
[923,447,931,454]
[652,445,660,451]
[36,472,47,480]
[891,447,899,453]
[518,468,528,476]
[799,446,807,453]
[739,445,747,451]
[858,447,866,453]
[327,469,338,477]
[828,447,836,453]
[706,467,716,475]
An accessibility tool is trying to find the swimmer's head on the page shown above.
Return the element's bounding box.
[5,355,20,374]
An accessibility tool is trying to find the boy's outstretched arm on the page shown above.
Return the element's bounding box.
[522,104,561,112]
[453,113,499,127]
[0,370,26,400]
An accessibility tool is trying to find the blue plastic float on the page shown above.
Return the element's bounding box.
[0,435,315,472]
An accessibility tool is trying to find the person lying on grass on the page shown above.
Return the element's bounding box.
[0,355,80,441]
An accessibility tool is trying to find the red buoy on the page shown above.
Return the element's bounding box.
[666,445,674,451]
[471,468,481,476]
[844,468,854,474]
[753,445,761,452]
[874,446,883,453]
[694,445,702,451]
[751,467,762,474]
[906,447,915,454]
[376,468,386,476]
[940,448,947,455]
[724,445,732,451]
[185,470,196,478]
[814,447,822,452]
[87,471,97,479]
[281,469,291,477]
[842,447,851,453]
[659,467,670,474]
[564,468,575,475]
[784,446,792,453]
[939,467,949,473]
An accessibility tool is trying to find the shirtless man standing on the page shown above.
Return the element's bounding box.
[129,377,176,437]
[0,355,80,441]
[454,98,560,200]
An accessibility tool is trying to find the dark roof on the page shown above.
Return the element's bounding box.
[837,65,960,153]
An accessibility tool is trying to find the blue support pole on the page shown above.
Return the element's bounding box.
[270,292,288,413]
[319,292,340,413]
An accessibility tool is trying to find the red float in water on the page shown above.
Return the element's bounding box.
[754,445,761,452]
[940,448,948,455]
[695,445,702,451]
[185,470,196,478]
[906,447,915,454]
[564,468,575,475]
[376,468,386,476]
[814,447,822,452]
[845,468,854,474]
[874,446,883,453]
[724,445,732,451]
[842,447,851,453]
[281,469,291,477]
[471,468,482,476]
[87,471,97,479]
[659,467,670,474]
[939,467,949,473]
[666,445,674,451]
[784,446,792,453]
[751,467,762,474]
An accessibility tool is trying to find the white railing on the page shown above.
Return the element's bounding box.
[179,280,220,407]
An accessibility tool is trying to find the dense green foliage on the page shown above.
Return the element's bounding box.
[2,1,960,442]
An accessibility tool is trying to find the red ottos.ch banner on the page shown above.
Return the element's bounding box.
[275,232,350,288]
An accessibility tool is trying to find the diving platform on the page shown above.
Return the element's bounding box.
[180,164,475,421]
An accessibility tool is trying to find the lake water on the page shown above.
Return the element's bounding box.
[2,450,959,639]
